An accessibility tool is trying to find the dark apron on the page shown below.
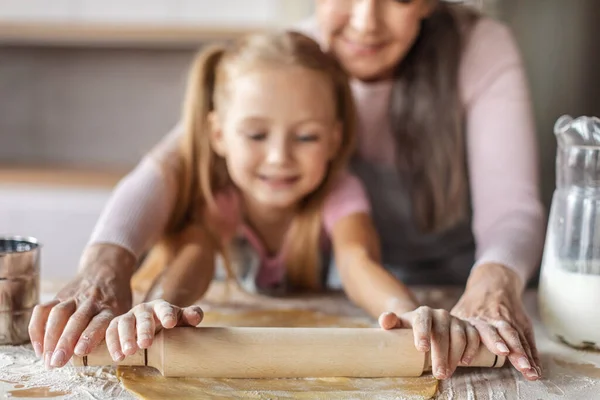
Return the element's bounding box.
[327,159,475,287]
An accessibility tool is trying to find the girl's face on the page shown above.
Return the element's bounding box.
[210,66,341,211]
[315,0,434,81]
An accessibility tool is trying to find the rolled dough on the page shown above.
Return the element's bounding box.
[117,308,439,399]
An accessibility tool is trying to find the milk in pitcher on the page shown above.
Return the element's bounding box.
[539,258,600,349]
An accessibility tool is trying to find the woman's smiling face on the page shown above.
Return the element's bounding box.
[315,0,434,81]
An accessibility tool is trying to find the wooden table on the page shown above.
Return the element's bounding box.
[0,285,599,399]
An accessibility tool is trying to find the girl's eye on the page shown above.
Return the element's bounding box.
[297,133,320,142]
[247,132,267,141]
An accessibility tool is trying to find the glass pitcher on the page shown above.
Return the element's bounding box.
[539,115,600,350]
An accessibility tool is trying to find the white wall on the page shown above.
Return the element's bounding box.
[0,184,112,281]
[0,46,192,169]
[497,0,600,207]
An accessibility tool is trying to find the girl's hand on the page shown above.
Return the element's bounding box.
[105,300,204,362]
[28,244,136,369]
[379,307,481,380]
[451,264,541,381]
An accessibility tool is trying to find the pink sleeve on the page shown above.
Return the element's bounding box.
[322,171,371,234]
[87,124,183,258]
[461,19,546,286]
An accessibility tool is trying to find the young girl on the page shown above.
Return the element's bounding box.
[36,31,479,380]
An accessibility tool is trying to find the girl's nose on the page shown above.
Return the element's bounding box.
[349,0,379,35]
[265,137,292,165]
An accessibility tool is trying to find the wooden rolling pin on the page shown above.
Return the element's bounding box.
[71,327,505,378]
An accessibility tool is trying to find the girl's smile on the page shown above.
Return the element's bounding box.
[258,174,301,191]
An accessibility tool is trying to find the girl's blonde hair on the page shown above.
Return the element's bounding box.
[137,31,356,293]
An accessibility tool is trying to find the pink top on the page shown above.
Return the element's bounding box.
[209,173,370,289]
[90,124,370,289]
[89,16,545,287]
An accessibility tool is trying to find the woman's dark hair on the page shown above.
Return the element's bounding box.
[391,2,480,233]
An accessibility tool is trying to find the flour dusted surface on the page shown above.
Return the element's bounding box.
[0,344,134,399]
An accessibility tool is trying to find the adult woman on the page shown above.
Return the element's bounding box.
[301,0,545,380]
[29,0,544,381]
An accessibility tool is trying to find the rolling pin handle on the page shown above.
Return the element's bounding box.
[422,343,504,371]
[493,354,507,368]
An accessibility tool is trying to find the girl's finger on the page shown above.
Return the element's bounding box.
[28,300,60,358]
[180,306,204,327]
[154,301,178,329]
[133,305,156,349]
[430,310,451,380]
[75,309,115,356]
[43,300,77,369]
[413,307,433,352]
[106,317,125,362]
[448,319,467,377]
[461,324,481,366]
[50,300,97,367]
[105,318,124,362]
[117,313,138,356]
[378,312,403,330]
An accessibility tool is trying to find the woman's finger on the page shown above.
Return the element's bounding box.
[180,306,204,327]
[518,330,540,380]
[430,310,451,380]
[522,323,543,376]
[461,324,481,366]
[448,319,467,377]
[154,301,178,329]
[412,307,433,352]
[509,321,540,380]
[75,309,115,356]
[495,321,538,380]
[43,300,77,369]
[378,312,403,330]
[117,313,138,356]
[515,323,537,370]
[472,320,510,357]
[50,300,97,367]
[105,318,124,362]
[133,305,156,349]
[28,300,60,358]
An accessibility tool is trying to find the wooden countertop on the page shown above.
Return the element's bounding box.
[0,165,126,188]
[1,285,599,399]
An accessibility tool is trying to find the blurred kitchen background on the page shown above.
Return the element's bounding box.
[0,0,598,283]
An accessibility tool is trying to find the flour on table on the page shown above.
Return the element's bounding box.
[0,344,135,400]
[435,291,600,400]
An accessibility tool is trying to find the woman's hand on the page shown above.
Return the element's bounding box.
[379,307,481,380]
[105,300,203,361]
[28,244,136,369]
[451,263,541,381]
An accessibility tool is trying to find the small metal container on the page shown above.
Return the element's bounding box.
[0,236,40,345]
